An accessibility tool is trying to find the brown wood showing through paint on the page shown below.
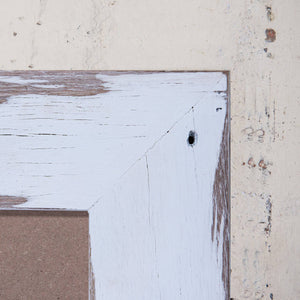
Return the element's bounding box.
[0,195,28,208]
[211,99,230,300]
[0,71,108,102]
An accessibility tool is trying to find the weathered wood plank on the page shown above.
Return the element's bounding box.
[0,71,227,210]
[89,79,229,299]
[0,71,229,299]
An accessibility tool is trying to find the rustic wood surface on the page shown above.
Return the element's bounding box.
[0,71,229,299]
[0,71,227,210]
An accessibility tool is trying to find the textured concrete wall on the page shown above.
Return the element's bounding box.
[0,0,299,299]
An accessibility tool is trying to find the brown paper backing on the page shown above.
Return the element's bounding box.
[0,210,89,300]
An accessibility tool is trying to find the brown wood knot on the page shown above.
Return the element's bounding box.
[187,130,197,146]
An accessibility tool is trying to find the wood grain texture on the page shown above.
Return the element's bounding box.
[0,71,107,100]
[0,71,229,299]
[89,78,229,299]
[0,71,227,210]
[0,1,298,298]
[211,95,230,300]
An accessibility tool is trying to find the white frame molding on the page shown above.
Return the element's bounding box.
[0,71,230,299]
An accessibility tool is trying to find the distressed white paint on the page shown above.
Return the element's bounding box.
[0,71,228,298]
[0,0,299,298]
[89,97,227,299]
[0,72,227,211]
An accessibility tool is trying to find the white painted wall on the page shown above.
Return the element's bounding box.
[0,0,299,299]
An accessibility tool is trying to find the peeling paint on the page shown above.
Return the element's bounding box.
[211,98,230,300]
[0,71,108,102]
[0,0,298,298]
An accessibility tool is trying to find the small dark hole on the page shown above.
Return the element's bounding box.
[188,135,194,144]
[187,130,197,146]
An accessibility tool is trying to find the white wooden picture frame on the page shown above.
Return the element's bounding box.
[0,71,230,299]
